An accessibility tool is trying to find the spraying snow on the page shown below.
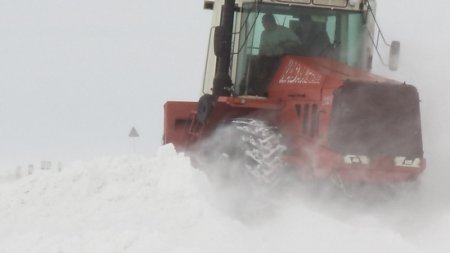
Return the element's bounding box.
[1,144,448,252]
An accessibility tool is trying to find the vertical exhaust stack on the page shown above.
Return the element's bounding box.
[212,0,236,97]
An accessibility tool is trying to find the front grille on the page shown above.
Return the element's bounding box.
[295,103,319,137]
[328,81,423,157]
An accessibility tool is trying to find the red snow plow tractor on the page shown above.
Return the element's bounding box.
[163,0,425,186]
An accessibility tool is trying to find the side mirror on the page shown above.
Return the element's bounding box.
[214,26,230,58]
[389,40,400,71]
[204,0,214,10]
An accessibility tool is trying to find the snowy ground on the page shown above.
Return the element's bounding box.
[1,144,449,253]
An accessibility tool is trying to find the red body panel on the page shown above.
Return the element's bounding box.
[163,102,198,150]
[163,56,425,183]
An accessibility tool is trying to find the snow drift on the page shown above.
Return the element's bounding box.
[1,144,449,253]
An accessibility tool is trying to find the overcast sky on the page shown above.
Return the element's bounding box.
[0,0,211,169]
[1,0,449,189]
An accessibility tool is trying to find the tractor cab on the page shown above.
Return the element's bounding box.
[203,0,399,97]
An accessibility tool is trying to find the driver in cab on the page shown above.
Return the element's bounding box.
[249,13,300,96]
[259,13,301,56]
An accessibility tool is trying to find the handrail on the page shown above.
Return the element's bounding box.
[234,0,262,55]
[364,0,391,66]
[202,26,217,95]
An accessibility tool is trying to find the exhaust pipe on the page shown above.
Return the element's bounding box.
[212,0,236,97]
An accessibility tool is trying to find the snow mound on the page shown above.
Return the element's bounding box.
[0,145,446,252]
[0,144,229,253]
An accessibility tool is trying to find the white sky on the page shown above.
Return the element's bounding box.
[1,0,449,190]
[0,0,211,169]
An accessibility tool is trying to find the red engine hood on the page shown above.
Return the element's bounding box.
[267,56,398,99]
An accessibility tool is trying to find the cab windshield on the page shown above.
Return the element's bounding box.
[234,3,366,96]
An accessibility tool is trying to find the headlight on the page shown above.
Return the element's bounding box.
[348,0,360,7]
[313,0,348,7]
[394,157,421,168]
[344,155,370,165]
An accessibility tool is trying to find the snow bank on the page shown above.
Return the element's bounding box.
[0,145,447,253]
[0,144,226,253]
